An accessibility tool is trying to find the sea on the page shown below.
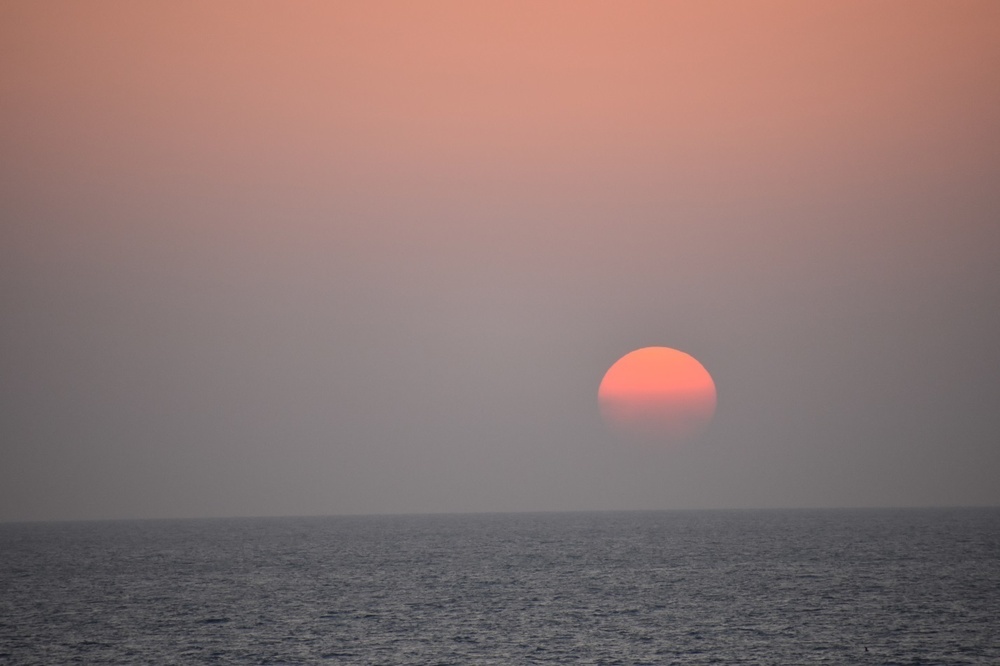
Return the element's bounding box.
[1,508,998,665]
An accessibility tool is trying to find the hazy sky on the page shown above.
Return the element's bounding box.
[3,1,999,521]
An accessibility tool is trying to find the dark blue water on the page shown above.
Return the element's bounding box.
[2,508,998,664]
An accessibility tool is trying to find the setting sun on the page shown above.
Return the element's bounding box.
[599,347,717,442]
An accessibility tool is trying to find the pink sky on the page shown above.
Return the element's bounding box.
[3,2,999,520]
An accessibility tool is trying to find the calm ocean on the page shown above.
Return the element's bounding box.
[1,508,998,664]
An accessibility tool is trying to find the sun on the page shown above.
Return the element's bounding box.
[598,347,717,442]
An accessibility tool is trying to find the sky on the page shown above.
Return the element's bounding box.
[2,1,999,522]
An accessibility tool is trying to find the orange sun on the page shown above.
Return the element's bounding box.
[598,347,717,442]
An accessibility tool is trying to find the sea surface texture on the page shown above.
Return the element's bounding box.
[1,508,998,664]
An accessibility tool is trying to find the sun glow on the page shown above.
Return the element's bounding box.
[599,347,717,442]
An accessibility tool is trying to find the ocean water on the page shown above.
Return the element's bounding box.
[1,508,998,665]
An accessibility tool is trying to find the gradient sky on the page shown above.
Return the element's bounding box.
[3,1,999,521]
